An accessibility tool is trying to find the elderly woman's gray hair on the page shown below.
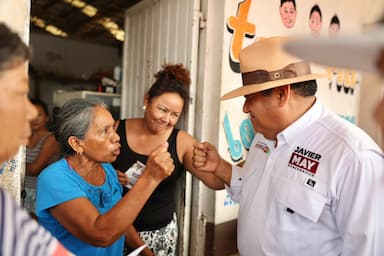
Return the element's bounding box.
[53,98,107,156]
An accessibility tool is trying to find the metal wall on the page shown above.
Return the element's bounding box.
[191,1,227,254]
[121,0,194,119]
[121,0,198,255]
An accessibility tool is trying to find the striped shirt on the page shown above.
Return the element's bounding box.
[0,188,72,256]
[24,133,59,213]
[26,133,55,164]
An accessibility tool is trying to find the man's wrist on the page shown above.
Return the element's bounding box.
[214,158,232,185]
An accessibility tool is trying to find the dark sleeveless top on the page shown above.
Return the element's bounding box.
[112,120,184,231]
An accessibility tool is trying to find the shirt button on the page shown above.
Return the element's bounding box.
[239,178,242,181]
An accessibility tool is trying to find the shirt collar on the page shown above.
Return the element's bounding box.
[277,98,324,147]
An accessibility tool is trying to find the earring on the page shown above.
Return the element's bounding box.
[143,105,147,111]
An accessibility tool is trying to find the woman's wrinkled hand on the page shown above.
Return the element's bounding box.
[144,142,174,183]
[115,169,129,186]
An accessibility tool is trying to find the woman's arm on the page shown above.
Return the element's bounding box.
[125,225,154,256]
[48,143,174,247]
[178,131,226,189]
[26,134,59,176]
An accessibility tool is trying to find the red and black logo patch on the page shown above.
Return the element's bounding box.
[288,146,321,176]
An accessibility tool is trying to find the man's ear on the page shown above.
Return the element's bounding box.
[275,85,290,106]
[68,136,83,155]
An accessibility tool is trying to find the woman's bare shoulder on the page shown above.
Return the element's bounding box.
[125,118,143,132]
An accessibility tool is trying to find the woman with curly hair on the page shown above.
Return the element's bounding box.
[113,64,224,256]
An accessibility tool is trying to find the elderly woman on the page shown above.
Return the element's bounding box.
[36,98,174,256]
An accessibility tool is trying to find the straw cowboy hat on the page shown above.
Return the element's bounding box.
[221,36,323,100]
[283,22,384,73]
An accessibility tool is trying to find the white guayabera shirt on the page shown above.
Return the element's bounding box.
[228,100,384,256]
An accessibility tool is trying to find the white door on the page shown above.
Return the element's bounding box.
[121,0,202,255]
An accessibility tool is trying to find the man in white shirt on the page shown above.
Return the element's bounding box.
[193,36,384,255]
[0,22,72,256]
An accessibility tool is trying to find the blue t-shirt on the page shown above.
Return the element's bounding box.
[36,158,124,256]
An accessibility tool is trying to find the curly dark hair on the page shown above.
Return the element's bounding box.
[148,63,191,104]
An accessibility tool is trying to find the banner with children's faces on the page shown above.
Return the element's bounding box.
[215,0,371,224]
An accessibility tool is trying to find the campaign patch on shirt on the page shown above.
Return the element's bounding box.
[255,141,270,154]
[305,177,316,188]
[288,146,321,176]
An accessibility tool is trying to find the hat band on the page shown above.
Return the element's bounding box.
[242,61,312,85]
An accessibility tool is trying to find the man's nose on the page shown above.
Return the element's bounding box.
[243,100,250,113]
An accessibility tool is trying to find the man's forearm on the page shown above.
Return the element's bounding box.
[214,158,232,186]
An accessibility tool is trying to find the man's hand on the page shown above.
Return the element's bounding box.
[192,142,220,173]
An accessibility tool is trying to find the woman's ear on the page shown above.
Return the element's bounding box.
[143,93,149,109]
[68,136,83,155]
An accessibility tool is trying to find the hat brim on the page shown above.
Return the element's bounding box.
[283,26,384,73]
[221,74,323,100]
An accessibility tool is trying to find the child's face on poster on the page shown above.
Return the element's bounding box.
[279,1,296,28]
[309,11,322,37]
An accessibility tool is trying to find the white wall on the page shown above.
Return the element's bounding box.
[122,1,197,255]
[29,32,122,118]
[215,0,384,226]
[0,0,30,42]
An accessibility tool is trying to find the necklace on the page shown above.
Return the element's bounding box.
[65,158,105,185]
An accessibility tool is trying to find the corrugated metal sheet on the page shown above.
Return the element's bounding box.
[120,1,198,255]
[121,0,194,119]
